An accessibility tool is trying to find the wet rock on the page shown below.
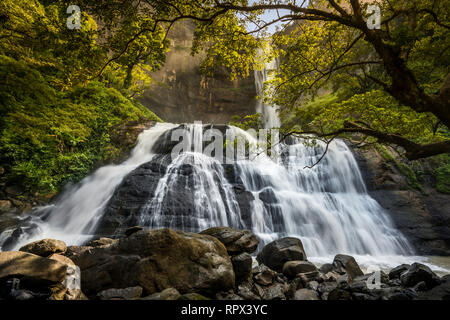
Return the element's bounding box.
[142,287,181,300]
[125,226,143,237]
[388,264,410,279]
[418,277,450,300]
[319,263,334,274]
[200,227,259,255]
[216,292,244,300]
[282,261,317,279]
[0,251,67,284]
[254,265,278,286]
[298,271,321,286]
[256,237,306,272]
[328,288,352,300]
[400,263,441,289]
[413,281,427,292]
[352,292,375,300]
[332,254,363,281]
[73,228,234,296]
[318,281,338,300]
[19,239,67,257]
[64,245,93,259]
[231,252,253,284]
[178,293,210,300]
[97,286,143,300]
[236,283,261,300]
[86,238,117,247]
[262,283,286,300]
[293,288,319,300]
[306,281,319,291]
[322,271,340,282]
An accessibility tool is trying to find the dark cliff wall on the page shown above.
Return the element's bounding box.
[139,22,257,124]
[353,145,450,256]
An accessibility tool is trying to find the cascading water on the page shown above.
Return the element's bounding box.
[0,123,177,249]
[1,68,447,273]
[254,57,281,129]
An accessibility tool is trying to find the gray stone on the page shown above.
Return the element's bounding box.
[293,288,319,300]
[282,261,317,279]
[257,237,306,272]
[388,264,410,279]
[332,254,363,281]
[142,288,181,300]
[19,239,67,257]
[200,227,259,254]
[400,263,441,289]
[97,286,143,300]
[231,252,253,284]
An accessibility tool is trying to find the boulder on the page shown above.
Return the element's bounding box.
[19,239,66,257]
[319,263,334,274]
[125,226,143,237]
[142,288,181,300]
[97,286,143,300]
[400,263,441,289]
[388,264,410,279]
[298,271,321,286]
[200,227,259,254]
[0,199,13,213]
[262,283,286,300]
[48,254,76,267]
[0,251,67,284]
[178,293,210,300]
[73,228,235,296]
[86,238,117,247]
[293,288,319,300]
[236,283,261,300]
[328,288,352,300]
[231,252,253,284]
[332,254,363,281]
[254,265,278,286]
[256,237,306,272]
[418,278,450,300]
[282,261,317,279]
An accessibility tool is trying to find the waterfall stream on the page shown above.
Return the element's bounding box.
[0,66,448,273]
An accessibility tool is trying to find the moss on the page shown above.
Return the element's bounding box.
[434,154,450,194]
[375,144,423,191]
[0,56,161,196]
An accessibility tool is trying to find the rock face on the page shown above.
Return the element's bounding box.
[293,288,319,300]
[400,263,441,289]
[200,227,259,255]
[139,21,256,124]
[71,228,234,296]
[19,239,67,257]
[332,254,364,281]
[97,286,143,300]
[96,126,256,237]
[0,251,67,284]
[354,145,450,255]
[282,261,317,279]
[231,253,253,284]
[256,237,307,272]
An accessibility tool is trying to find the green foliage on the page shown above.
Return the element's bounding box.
[0,56,160,195]
[229,113,263,131]
[434,154,450,194]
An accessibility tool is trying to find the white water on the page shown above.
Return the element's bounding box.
[254,57,281,129]
[0,71,448,274]
[0,123,177,249]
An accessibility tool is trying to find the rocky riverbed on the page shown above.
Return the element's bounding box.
[1,226,449,300]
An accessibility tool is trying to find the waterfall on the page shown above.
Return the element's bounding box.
[0,123,177,249]
[254,57,281,129]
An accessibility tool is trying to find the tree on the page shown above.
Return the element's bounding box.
[80,0,449,160]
